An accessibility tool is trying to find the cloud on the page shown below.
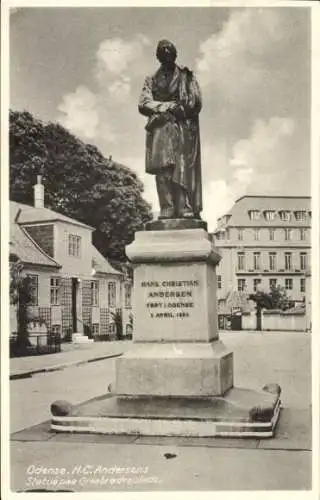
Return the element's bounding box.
[203,179,235,232]
[202,116,297,231]
[196,8,294,91]
[95,34,151,103]
[116,154,159,215]
[57,35,150,144]
[195,8,309,230]
[57,85,100,140]
[107,77,132,103]
[230,116,295,191]
[96,34,150,80]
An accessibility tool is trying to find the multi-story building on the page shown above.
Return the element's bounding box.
[10,176,133,341]
[212,195,311,305]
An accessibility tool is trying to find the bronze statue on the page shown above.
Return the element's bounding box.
[139,39,202,220]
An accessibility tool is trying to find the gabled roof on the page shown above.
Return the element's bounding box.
[92,246,122,276]
[10,204,61,268]
[12,201,94,230]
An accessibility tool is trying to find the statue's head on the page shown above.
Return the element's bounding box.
[156,39,177,64]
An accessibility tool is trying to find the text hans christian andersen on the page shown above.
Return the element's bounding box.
[141,280,200,319]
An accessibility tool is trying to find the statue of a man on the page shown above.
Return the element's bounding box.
[138,39,202,220]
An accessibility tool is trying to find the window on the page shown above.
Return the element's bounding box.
[300,252,307,271]
[279,211,291,222]
[269,278,277,290]
[216,275,222,289]
[285,252,292,271]
[253,278,262,292]
[92,324,100,336]
[108,281,117,308]
[238,228,243,241]
[91,280,99,306]
[225,228,230,240]
[237,252,245,271]
[27,275,38,305]
[269,252,277,271]
[68,234,81,257]
[299,228,306,241]
[249,210,260,220]
[253,252,261,271]
[295,211,306,221]
[253,228,260,241]
[124,283,132,307]
[300,278,306,293]
[285,278,293,291]
[265,210,276,221]
[50,277,60,305]
[237,279,246,292]
[269,228,275,241]
[284,228,292,241]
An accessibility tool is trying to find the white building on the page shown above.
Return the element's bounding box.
[10,176,132,340]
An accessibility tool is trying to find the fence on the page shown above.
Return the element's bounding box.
[10,332,61,357]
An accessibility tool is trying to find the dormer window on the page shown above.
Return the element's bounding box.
[279,210,291,222]
[294,211,306,221]
[264,210,276,221]
[248,210,260,220]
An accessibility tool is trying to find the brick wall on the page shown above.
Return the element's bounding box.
[24,224,54,257]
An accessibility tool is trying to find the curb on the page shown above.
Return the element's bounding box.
[10,353,122,380]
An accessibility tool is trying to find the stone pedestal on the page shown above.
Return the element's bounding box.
[115,225,233,397]
[51,220,281,438]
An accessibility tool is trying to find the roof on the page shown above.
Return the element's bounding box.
[92,246,122,276]
[215,195,311,230]
[10,201,120,275]
[12,201,94,230]
[10,204,61,268]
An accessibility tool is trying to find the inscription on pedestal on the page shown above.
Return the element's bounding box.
[142,280,199,319]
[133,263,218,342]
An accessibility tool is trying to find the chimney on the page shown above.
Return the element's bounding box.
[33,175,44,208]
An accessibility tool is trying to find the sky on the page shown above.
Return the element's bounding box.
[9,6,311,230]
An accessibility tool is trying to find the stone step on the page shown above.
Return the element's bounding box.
[72,333,94,345]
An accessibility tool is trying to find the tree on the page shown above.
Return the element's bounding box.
[249,285,294,312]
[9,110,153,262]
[10,253,33,350]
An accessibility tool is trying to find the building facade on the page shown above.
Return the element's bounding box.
[10,177,132,340]
[212,196,311,306]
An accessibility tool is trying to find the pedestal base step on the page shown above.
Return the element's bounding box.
[51,385,281,438]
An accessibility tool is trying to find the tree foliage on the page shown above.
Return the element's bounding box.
[10,253,33,349]
[9,110,152,261]
[249,285,294,311]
